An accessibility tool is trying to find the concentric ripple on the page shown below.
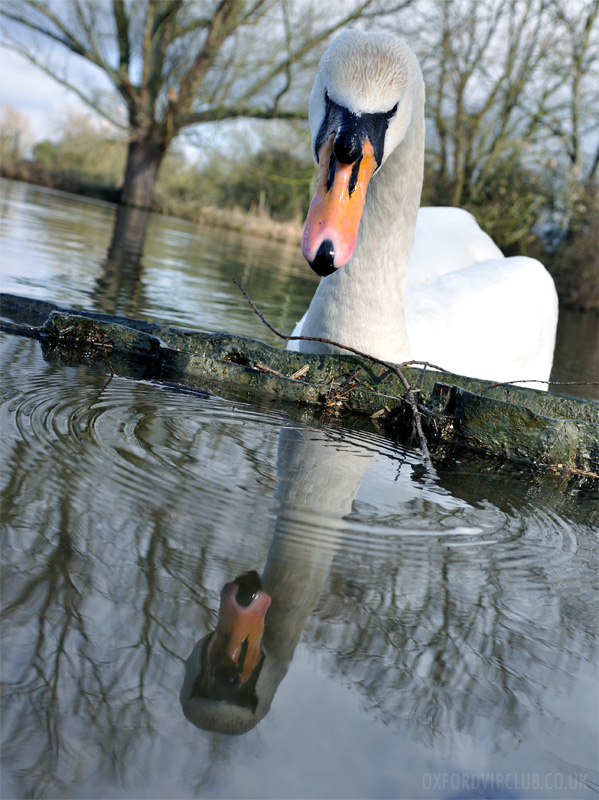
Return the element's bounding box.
[2,335,595,590]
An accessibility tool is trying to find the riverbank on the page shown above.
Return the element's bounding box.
[0,161,303,244]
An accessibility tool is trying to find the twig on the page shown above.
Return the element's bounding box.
[254,362,284,377]
[288,364,310,381]
[236,280,593,394]
[101,343,115,376]
[233,279,437,474]
[255,362,311,381]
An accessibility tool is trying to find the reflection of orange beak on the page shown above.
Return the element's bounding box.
[207,575,271,686]
[301,135,377,275]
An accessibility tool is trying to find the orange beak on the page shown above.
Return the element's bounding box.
[301,134,377,275]
[207,576,271,686]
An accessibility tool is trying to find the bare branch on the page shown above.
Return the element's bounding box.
[179,105,307,126]
[272,0,292,113]
[112,0,130,74]
[177,0,244,114]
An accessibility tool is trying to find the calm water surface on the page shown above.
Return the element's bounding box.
[1,180,597,800]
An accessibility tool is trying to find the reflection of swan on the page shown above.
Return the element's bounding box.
[179,422,594,756]
[180,426,374,734]
[289,30,558,386]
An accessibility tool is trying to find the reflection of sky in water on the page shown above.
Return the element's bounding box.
[1,331,596,799]
[198,645,596,800]
[0,179,597,799]
[0,186,111,303]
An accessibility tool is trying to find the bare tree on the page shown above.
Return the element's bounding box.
[400,0,598,257]
[0,0,411,210]
[416,0,556,205]
[549,0,599,182]
[0,106,33,161]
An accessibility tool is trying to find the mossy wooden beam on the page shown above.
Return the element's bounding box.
[1,292,597,476]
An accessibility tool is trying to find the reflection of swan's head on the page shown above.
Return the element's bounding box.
[181,426,374,735]
[180,572,273,735]
[303,30,424,275]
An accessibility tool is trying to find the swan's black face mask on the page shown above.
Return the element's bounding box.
[314,92,398,172]
[301,93,398,277]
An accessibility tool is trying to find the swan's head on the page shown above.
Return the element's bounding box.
[302,30,424,276]
[180,572,274,735]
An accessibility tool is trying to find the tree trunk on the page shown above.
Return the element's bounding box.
[119,135,168,209]
[107,130,168,270]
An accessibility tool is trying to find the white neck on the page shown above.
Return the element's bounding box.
[299,101,425,363]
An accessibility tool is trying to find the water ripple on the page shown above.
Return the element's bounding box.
[2,335,594,581]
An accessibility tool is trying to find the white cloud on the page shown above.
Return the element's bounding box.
[0,44,112,141]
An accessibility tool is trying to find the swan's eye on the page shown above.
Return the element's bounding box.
[387,102,399,119]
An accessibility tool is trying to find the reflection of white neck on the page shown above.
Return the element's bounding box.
[297,94,425,364]
[261,426,375,663]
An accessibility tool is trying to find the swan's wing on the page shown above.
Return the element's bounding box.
[410,207,503,283]
[406,255,558,385]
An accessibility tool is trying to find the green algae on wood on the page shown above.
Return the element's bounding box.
[427,383,598,474]
[2,292,597,476]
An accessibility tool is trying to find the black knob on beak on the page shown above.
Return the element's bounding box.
[311,240,336,277]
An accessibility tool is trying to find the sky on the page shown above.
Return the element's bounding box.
[0,40,114,142]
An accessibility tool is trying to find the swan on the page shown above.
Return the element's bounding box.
[288,30,558,386]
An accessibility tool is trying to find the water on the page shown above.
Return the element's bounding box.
[0,179,315,349]
[1,179,597,799]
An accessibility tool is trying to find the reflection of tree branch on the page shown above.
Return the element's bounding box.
[2,495,92,794]
[317,517,593,750]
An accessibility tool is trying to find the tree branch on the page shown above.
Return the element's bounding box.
[218,0,382,117]
[177,0,244,115]
[179,105,307,126]
[112,0,130,74]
